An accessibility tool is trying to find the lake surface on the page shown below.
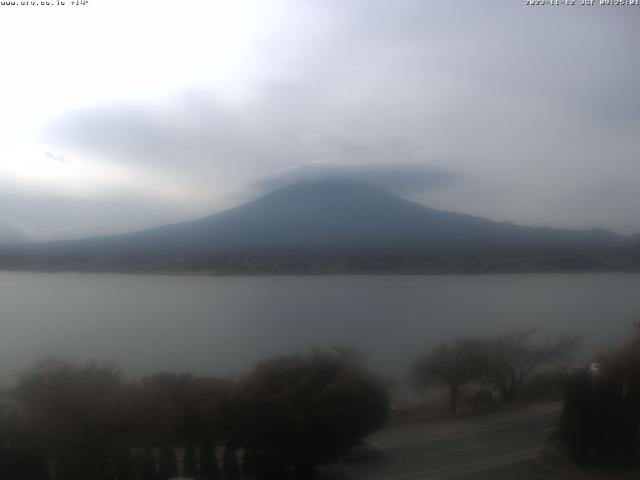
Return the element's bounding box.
[1,272,638,382]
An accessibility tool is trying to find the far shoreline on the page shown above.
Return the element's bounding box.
[1,268,639,278]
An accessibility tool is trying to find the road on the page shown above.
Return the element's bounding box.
[345,403,563,480]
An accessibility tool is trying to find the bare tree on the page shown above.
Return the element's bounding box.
[411,338,490,413]
[486,327,579,403]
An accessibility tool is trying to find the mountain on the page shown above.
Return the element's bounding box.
[1,179,639,273]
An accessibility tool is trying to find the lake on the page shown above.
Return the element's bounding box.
[0,272,638,383]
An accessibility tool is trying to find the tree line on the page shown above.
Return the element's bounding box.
[411,325,640,469]
[411,327,580,413]
[0,350,389,480]
[4,325,619,479]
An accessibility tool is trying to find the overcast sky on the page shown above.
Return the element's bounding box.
[1,0,639,241]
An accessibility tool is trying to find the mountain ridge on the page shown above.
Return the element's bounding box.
[1,179,638,273]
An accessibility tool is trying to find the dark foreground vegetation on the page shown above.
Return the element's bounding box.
[2,326,638,479]
[550,326,640,469]
[0,351,389,480]
[411,326,640,472]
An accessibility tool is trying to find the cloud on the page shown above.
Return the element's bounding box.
[2,0,638,238]
[0,192,216,241]
[39,90,463,196]
[44,148,66,164]
[254,161,463,197]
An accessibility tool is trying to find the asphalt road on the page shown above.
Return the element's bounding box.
[345,406,562,480]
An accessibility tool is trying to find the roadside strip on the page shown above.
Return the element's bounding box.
[420,443,486,458]
[381,411,560,450]
[365,446,542,480]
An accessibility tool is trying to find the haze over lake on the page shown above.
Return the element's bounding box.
[1,271,638,383]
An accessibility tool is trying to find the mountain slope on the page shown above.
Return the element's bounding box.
[74,180,628,251]
[1,179,638,273]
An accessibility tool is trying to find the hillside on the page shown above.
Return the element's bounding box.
[1,180,638,273]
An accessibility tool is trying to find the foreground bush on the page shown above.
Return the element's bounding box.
[3,351,389,480]
[556,331,640,468]
[236,351,390,479]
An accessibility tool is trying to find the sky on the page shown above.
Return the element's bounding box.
[1,0,639,242]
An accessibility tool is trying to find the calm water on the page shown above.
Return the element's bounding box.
[1,272,638,382]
